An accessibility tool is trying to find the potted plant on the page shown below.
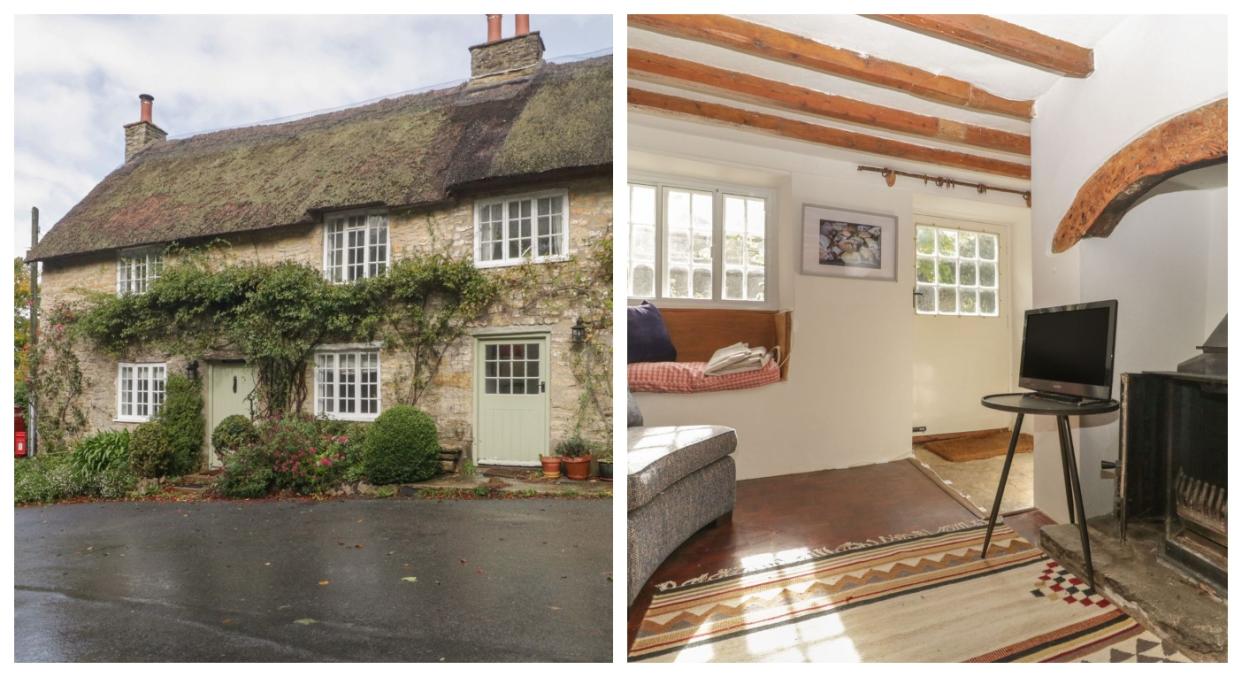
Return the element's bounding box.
[597,449,612,481]
[556,436,593,481]
[540,453,562,479]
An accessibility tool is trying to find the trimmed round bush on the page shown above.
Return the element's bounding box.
[363,405,440,485]
[212,415,257,458]
[129,421,178,478]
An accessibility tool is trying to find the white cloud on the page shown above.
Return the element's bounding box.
[13,14,612,252]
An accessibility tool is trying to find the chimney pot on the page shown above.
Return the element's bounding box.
[515,14,530,36]
[139,93,154,123]
[486,14,502,43]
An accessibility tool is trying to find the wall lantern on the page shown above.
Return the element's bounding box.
[186,360,199,380]
[571,317,588,347]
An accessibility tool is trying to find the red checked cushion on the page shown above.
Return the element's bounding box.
[627,360,781,393]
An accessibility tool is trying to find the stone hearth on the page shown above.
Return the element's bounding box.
[1040,515,1226,662]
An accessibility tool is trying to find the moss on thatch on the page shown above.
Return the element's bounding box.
[30,56,612,262]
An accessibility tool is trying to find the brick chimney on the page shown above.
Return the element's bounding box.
[123,93,166,162]
[468,14,545,87]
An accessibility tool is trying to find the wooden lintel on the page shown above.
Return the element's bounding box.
[629,49,1030,156]
[1052,98,1227,252]
[867,14,1094,78]
[629,87,1032,179]
[628,14,1034,120]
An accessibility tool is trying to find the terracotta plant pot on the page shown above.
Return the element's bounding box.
[540,455,562,479]
[562,454,592,481]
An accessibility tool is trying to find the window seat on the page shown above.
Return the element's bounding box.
[629,307,792,393]
[629,360,781,393]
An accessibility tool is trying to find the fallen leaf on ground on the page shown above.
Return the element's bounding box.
[401,577,418,583]
[318,580,331,586]
[293,618,317,625]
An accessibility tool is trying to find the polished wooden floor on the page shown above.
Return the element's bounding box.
[627,459,1053,651]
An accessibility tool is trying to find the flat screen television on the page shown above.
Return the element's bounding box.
[1018,300,1118,401]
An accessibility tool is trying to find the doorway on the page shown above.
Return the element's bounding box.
[911,216,1033,514]
[206,361,257,469]
[474,335,550,466]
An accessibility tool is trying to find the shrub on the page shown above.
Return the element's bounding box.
[555,436,594,458]
[93,466,138,499]
[159,374,205,475]
[15,453,85,504]
[71,429,131,476]
[212,415,257,460]
[215,445,275,498]
[129,421,178,478]
[363,405,440,485]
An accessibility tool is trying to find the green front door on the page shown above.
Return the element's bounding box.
[475,336,549,466]
[207,361,257,468]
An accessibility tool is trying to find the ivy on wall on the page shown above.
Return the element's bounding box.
[31,305,90,453]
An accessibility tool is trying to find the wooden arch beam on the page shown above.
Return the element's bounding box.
[1052,98,1227,252]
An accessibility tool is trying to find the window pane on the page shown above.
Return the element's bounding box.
[959,232,977,258]
[915,285,936,314]
[937,260,957,284]
[746,271,764,301]
[937,287,957,314]
[937,229,957,256]
[980,290,998,315]
[725,269,743,298]
[916,257,936,283]
[723,196,744,265]
[631,264,654,297]
[979,234,998,260]
[916,226,935,255]
[667,267,689,298]
[959,260,977,286]
[630,185,656,226]
[979,261,997,287]
[960,289,978,315]
[692,268,712,300]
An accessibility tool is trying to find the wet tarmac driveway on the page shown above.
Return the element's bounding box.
[15,498,612,662]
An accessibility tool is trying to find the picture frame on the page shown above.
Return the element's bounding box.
[801,204,899,281]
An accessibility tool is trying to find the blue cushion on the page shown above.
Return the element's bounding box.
[627,302,677,363]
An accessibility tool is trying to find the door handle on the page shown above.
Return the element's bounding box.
[540,381,546,393]
[233,376,238,393]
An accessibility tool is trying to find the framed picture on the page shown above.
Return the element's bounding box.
[801,204,898,281]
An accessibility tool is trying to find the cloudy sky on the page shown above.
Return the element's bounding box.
[12,14,612,252]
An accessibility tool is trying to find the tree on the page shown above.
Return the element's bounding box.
[14,257,31,407]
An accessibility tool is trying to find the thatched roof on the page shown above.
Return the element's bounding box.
[29,56,611,262]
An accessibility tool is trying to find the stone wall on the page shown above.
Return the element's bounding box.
[37,174,612,463]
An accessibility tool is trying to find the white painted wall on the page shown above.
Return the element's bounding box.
[1029,15,1227,521]
[631,117,1032,480]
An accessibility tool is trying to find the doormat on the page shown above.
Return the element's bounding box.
[629,523,1185,663]
[924,430,1033,462]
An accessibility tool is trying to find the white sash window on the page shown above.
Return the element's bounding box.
[116,249,164,295]
[315,350,380,420]
[117,363,167,422]
[324,212,388,283]
[474,190,568,267]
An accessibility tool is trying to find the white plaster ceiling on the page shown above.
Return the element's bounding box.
[629,14,1128,184]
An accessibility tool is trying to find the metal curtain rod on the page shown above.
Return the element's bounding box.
[857,166,1031,207]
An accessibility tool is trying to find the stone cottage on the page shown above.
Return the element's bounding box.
[25,16,613,468]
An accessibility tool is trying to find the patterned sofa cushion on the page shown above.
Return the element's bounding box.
[627,425,737,511]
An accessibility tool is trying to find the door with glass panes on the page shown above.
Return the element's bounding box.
[475,336,550,466]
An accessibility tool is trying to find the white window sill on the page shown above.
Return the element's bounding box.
[114,416,153,424]
[474,255,570,270]
[317,413,379,423]
[629,297,777,311]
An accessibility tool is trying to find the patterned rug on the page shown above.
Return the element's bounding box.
[629,522,1186,663]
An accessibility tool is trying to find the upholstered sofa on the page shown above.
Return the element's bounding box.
[627,393,737,605]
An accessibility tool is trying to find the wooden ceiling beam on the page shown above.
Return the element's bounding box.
[866,14,1094,78]
[629,87,1031,179]
[628,14,1034,120]
[629,49,1030,156]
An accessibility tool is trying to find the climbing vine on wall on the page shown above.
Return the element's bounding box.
[31,304,90,453]
[74,245,498,418]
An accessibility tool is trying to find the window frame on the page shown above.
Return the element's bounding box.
[472,189,571,269]
[116,246,164,296]
[913,219,1003,318]
[115,362,167,422]
[322,209,390,284]
[313,347,382,422]
[627,173,777,309]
